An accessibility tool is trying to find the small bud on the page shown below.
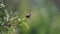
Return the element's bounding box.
[1,4,5,7]
[18,18,21,21]
[0,4,5,8]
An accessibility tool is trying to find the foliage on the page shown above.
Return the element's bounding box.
[0,2,29,34]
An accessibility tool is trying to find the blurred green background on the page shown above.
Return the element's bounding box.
[0,0,60,34]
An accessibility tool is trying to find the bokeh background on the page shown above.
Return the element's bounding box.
[0,0,60,34]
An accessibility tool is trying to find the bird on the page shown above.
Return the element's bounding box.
[25,13,32,18]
